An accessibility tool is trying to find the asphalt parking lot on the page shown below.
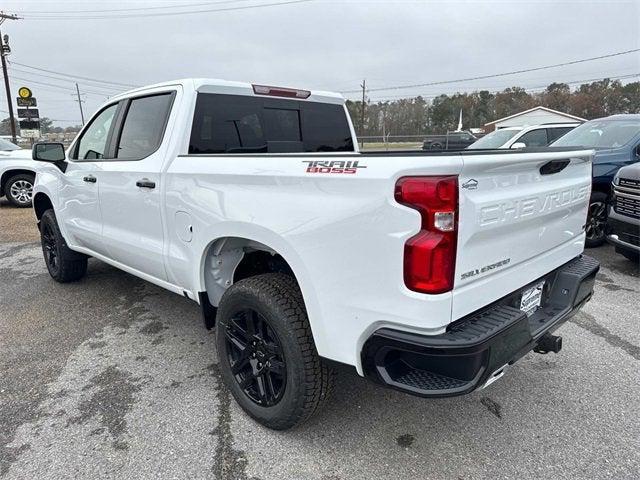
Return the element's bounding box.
[1,199,639,480]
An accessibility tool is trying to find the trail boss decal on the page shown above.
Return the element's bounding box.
[303,160,367,174]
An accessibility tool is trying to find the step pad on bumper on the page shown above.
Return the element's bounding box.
[395,369,470,392]
[361,255,600,398]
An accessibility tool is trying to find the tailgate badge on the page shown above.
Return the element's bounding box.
[462,179,478,190]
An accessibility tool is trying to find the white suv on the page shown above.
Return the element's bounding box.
[0,138,39,208]
[468,123,580,150]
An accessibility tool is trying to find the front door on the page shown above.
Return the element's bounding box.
[58,103,119,256]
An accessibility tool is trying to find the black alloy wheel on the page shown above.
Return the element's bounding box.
[224,308,287,407]
[585,193,608,248]
[39,209,88,282]
[216,273,334,429]
[41,219,59,273]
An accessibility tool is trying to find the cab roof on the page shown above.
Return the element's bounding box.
[111,78,346,105]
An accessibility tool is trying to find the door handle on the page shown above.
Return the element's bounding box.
[83,175,97,183]
[540,159,570,175]
[136,179,156,189]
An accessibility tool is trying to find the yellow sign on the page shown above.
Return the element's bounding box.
[18,86,32,99]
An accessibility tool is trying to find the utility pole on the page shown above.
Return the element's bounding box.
[360,79,366,149]
[75,83,85,125]
[0,12,21,143]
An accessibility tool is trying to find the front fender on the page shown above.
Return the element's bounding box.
[592,149,635,195]
[32,164,62,226]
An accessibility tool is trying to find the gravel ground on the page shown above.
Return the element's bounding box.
[1,199,639,480]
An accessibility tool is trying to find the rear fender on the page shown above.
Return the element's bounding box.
[195,222,326,353]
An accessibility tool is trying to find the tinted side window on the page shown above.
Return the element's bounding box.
[189,94,354,154]
[518,129,548,147]
[190,95,267,154]
[116,93,173,160]
[300,102,353,152]
[74,104,118,160]
[546,127,573,143]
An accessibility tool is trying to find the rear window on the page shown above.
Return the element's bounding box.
[467,129,520,149]
[546,126,575,143]
[517,128,548,147]
[552,119,640,149]
[189,93,353,154]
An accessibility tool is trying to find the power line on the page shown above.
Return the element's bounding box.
[8,66,125,92]
[340,49,640,94]
[360,73,640,103]
[19,0,315,20]
[5,80,97,97]
[14,0,254,15]
[365,74,640,102]
[8,74,113,97]
[8,61,138,88]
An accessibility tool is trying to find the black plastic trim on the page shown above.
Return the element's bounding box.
[198,291,217,330]
[361,255,599,398]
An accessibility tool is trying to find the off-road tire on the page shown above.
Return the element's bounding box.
[4,173,35,208]
[40,209,88,282]
[215,273,334,430]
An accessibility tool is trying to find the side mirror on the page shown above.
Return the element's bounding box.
[510,142,527,149]
[33,142,66,162]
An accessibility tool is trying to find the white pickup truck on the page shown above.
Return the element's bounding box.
[31,78,599,430]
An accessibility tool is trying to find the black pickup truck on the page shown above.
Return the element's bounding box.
[422,130,477,150]
[607,162,640,262]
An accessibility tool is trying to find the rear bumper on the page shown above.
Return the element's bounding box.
[361,254,599,397]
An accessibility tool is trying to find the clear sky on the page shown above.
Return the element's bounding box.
[2,0,639,126]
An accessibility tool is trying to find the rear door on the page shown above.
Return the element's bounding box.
[452,149,593,318]
[98,90,176,281]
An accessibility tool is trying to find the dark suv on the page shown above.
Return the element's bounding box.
[607,163,640,262]
[551,114,640,247]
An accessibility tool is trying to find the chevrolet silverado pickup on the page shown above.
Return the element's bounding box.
[31,78,599,430]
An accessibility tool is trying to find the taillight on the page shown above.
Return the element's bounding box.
[395,176,458,294]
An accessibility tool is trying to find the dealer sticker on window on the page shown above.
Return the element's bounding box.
[520,281,545,316]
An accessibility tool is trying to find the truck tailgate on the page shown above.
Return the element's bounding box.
[452,149,593,320]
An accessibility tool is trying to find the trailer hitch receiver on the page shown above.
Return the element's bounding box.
[534,333,563,354]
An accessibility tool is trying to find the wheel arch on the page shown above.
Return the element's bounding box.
[1,168,36,195]
[200,235,306,307]
[196,227,324,344]
[33,192,55,221]
[590,179,612,199]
